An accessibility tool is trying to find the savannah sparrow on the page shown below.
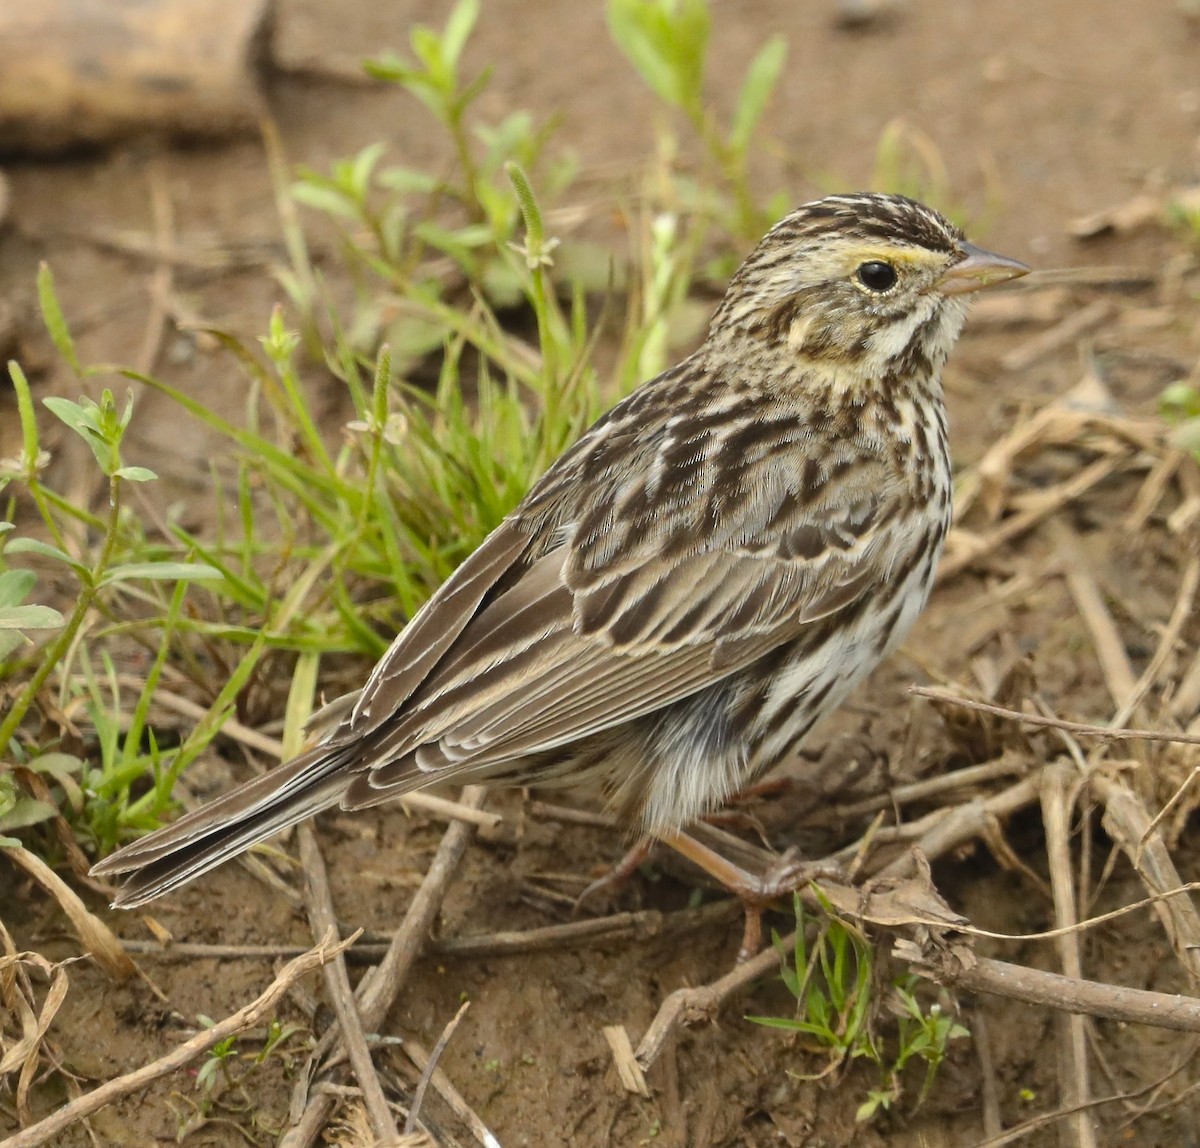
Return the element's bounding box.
[93,193,1028,910]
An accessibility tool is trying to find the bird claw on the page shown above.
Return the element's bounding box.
[572,837,654,917]
[732,851,846,962]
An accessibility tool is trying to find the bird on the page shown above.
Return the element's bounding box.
[91,193,1028,920]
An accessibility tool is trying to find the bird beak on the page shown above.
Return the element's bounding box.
[938,241,1030,295]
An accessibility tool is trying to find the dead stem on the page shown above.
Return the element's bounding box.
[1,930,354,1148]
[971,1007,1004,1139]
[133,160,174,376]
[118,899,742,963]
[297,824,398,1141]
[909,688,1200,749]
[280,786,487,1148]
[1039,761,1098,1148]
[398,1032,502,1148]
[819,756,1028,822]
[941,456,1123,581]
[922,954,1200,1035]
[635,929,788,1070]
[1089,773,1200,985]
[603,1024,651,1097]
[1112,553,1200,729]
[405,1001,470,1136]
[1057,527,1138,711]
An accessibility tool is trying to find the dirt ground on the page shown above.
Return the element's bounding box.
[3,1,1200,1146]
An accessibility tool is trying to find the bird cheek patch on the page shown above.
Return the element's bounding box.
[786,314,814,353]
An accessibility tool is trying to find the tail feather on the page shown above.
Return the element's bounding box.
[90,745,355,908]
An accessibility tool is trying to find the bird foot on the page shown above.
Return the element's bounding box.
[656,832,843,961]
[572,836,654,917]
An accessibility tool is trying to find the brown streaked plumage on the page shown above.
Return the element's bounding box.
[91,193,1028,908]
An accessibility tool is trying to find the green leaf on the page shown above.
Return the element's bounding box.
[607,0,680,108]
[26,752,85,781]
[0,796,58,832]
[377,165,440,195]
[745,1015,806,1031]
[442,0,480,69]
[98,562,224,587]
[3,537,87,573]
[410,26,447,83]
[0,569,36,608]
[730,35,786,154]
[291,182,361,222]
[114,465,157,482]
[42,395,91,437]
[0,604,64,630]
[37,263,82,375]
[349,142,387,198]
[7,363,44,477]
[43,394,118,474]
[607,0,710,114]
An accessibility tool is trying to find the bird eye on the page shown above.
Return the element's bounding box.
[856,261,898,292]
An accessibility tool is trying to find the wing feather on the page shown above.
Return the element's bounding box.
[343,494,911,801]
[348,518,536,731]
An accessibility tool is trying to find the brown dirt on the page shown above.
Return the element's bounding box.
[3,1,1200,1146]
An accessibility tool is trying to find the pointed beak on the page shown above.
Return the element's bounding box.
[938,241,1030,296]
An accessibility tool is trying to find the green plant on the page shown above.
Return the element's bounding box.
[183,1016,305,1142]
[194,1020,241,1093]
[748,893,968,1122]
[0,278,243,854]
[606,0,789,246]
[1161,380,1200,457]
[1165,189,1200,247]
[287,0,576,366]
[2,160,635,860]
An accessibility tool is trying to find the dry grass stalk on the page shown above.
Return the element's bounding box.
[282,787,488,1148]
[1039,761,1099,1148]
[298,823,399,1142]
[400,1027,502,1148]
[0,922,71,1127]
[603,1024,651,1097]
[1090,772,1200,986]
[4,845,135,981]
[1,929,354,1148]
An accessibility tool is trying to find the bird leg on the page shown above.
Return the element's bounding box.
[658,831,840,962]
[572,823,840,962]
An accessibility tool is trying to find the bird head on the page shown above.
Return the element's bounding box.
[710,193,1029,385]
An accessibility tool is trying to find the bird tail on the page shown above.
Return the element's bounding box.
[89,744,356,908]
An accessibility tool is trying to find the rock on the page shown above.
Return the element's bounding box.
[0,0,272,154]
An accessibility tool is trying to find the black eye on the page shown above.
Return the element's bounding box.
[856,261,898,292]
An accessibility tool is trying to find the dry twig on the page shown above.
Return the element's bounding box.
[909,688,1200,749]
[118,899,741,963]
[917,954,1200,1035]
[405,1001,471,1136]
[281,786,487,1148]
[399,1033,502,1148]
[298,824,398,1140]
[1089,772,1200,985]
[1039,762,1098,1148]
[1,930,353,1148]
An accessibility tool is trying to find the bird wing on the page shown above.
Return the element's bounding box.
[339,457,914,798]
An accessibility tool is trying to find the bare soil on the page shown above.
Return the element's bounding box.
[3,2,1200,1146]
